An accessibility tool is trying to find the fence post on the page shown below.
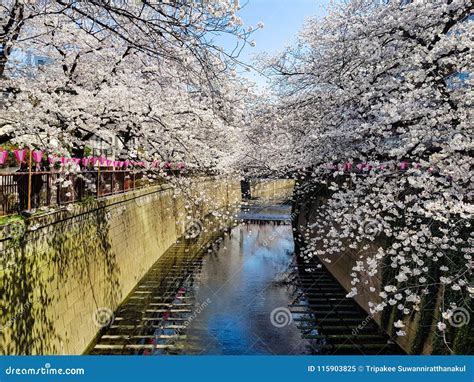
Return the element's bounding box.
[27,150,32,210]
[46,172,51,205]
[111,169,115,195]
[97,165,101,197]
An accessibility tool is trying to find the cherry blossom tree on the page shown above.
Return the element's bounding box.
[259,0,473,353]
[1,0,259,170]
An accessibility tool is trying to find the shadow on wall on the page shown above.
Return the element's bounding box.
[0,203,120,355]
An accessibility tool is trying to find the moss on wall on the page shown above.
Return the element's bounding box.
[0,178,287,355]
[0,179,243,354]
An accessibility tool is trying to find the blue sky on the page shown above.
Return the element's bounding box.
[218,0,330,86]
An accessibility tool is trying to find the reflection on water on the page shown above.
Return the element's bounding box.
[181,222,309,355]
[89,200,402,356]
[89,201,310,355]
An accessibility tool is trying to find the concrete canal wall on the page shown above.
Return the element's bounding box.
[0,178,292,355]
[293,181,471,355]
[250,179,295,200]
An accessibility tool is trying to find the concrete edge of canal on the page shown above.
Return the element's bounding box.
[0,178,294,355]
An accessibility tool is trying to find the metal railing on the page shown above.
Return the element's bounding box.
[0,169,165,216]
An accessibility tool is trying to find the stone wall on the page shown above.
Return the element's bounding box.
[250,179,295,200]
[292,181,470,355]
[0,178,243,355]
[0,178,286,355]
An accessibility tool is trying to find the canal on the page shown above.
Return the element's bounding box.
[89,200,403,355]
[180,219,308,354]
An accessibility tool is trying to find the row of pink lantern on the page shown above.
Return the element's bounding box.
[325,161,433,172]
[0,149,186,169]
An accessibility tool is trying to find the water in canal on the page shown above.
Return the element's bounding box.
[180,218,309,354]
[90,201,311,355]
[90,200,403,355]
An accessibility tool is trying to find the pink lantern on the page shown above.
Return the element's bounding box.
[48,155,57,165]
[32,150,43,163]
[113,161,118,168]
[343,162,352,171]
[82,157,89,167]
[124,160,130,168]
[399,161,408,170]
[164,161,171,169]
[0,150,8,165]
[71,158,81,166]
[14,149,26,163]
[60,157,68,165]
[106,159,112,167]
[118,161,124,168]
[99,156,106,166]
